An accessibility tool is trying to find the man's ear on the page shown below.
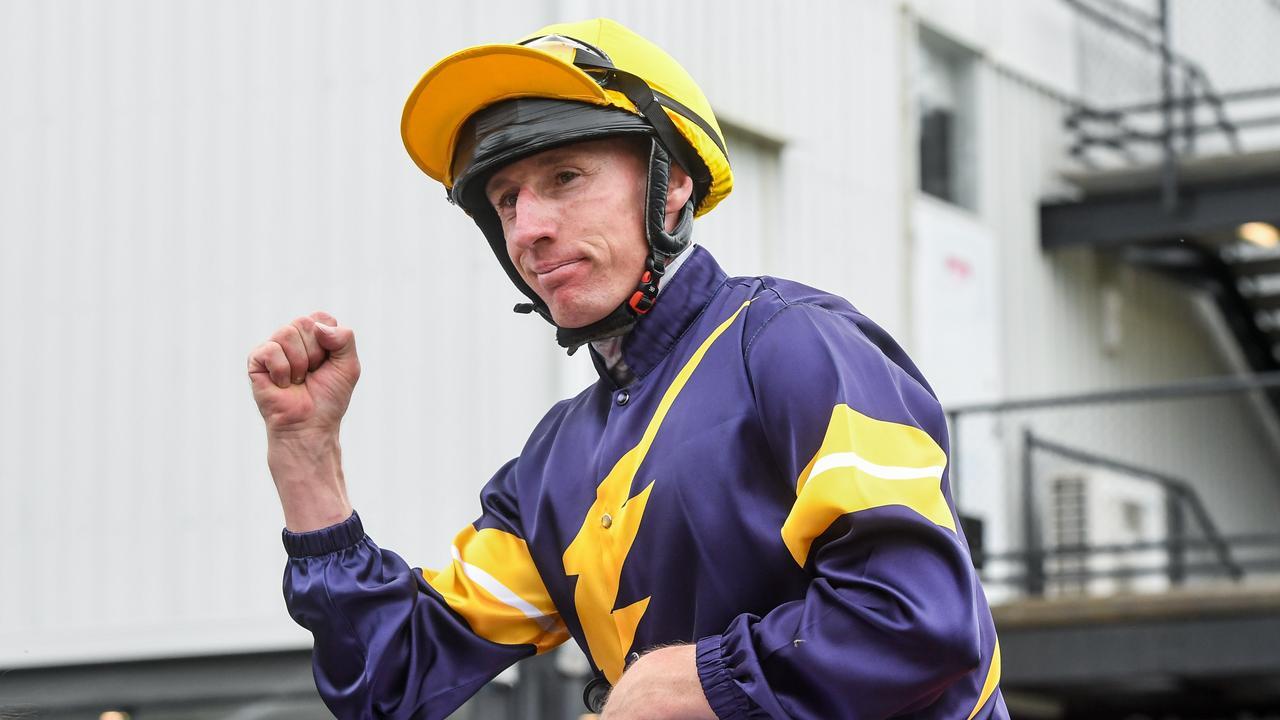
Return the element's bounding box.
[664,163,694,232]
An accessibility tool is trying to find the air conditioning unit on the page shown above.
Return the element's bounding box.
[1048,469,1170,597]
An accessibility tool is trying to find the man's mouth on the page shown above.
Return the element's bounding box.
[531,258,582,275]
[530,258,585,289]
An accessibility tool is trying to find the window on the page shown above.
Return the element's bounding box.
[916,27,979,211]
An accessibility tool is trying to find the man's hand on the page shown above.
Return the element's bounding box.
[247,311,361,531]
[248,311,360,435]
[600,645,717,720]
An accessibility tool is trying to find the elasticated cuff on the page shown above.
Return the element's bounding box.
[282,510,365,558]
[696,634,757,720]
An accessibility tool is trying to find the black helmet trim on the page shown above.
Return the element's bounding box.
[520,35,729,161]
[650,90,728,157]
[601,70,712,208]
[450,98,653,213]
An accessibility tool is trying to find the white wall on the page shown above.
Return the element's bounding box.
[0,0,566,667]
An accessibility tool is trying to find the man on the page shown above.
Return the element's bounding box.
[248,18,1007,720]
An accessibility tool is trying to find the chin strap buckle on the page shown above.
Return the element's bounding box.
[627,254,666,315]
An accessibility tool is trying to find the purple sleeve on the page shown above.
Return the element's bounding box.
[283,511,533,719]
[695,303,985,719]
[282,458,568,720]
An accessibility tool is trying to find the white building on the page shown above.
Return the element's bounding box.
[2,1,1278,717]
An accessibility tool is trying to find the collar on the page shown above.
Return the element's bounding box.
[590,335,633,387]
[590,243,699,385]
[604,245,728,383]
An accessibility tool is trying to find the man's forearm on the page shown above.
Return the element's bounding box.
[268,432,352,532]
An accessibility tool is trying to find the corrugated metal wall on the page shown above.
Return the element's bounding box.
[0,0,579,667]
[0,0,895,668]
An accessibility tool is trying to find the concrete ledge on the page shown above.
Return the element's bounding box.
[993,582,1280,628]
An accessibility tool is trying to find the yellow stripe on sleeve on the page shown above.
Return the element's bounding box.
[781,404,955,567]
[422,525,569,654]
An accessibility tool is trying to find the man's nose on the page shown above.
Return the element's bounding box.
[506,189,556,250]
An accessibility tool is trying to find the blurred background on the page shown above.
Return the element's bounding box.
[2,0,1279,718]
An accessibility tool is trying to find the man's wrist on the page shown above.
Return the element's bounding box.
[268,431,343,481]
[267,431,351,532]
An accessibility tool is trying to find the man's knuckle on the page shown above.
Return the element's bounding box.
[274,336,302,359]
[292,316,316,335]
[265,343,291,369]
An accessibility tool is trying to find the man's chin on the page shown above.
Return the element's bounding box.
[547,296,618,329]
[550,310,610,329]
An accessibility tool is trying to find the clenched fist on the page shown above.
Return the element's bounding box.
[248,311,361,436]
[248,311,360,532]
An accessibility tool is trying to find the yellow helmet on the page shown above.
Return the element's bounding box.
[402,17,733,217]
[401,19,732,351]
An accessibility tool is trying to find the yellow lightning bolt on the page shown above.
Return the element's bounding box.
[562,301,751,683]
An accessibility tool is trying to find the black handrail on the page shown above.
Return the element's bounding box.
[977,531,1280,562]
[982,557,1280,587]
[1015,431,1245,595]
[1059,0,1252,181]
[948,370,1280,417]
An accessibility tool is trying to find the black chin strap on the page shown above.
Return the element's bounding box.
[555,303,638,353]
[513,235,687,355]
[512,296,636,353]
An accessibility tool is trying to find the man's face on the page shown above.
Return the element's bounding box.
[485,137,650,329]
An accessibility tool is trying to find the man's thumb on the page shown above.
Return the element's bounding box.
[313,322,356,362]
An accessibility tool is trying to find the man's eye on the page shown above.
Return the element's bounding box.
[496,191,517,210]
[556,170,580,185]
